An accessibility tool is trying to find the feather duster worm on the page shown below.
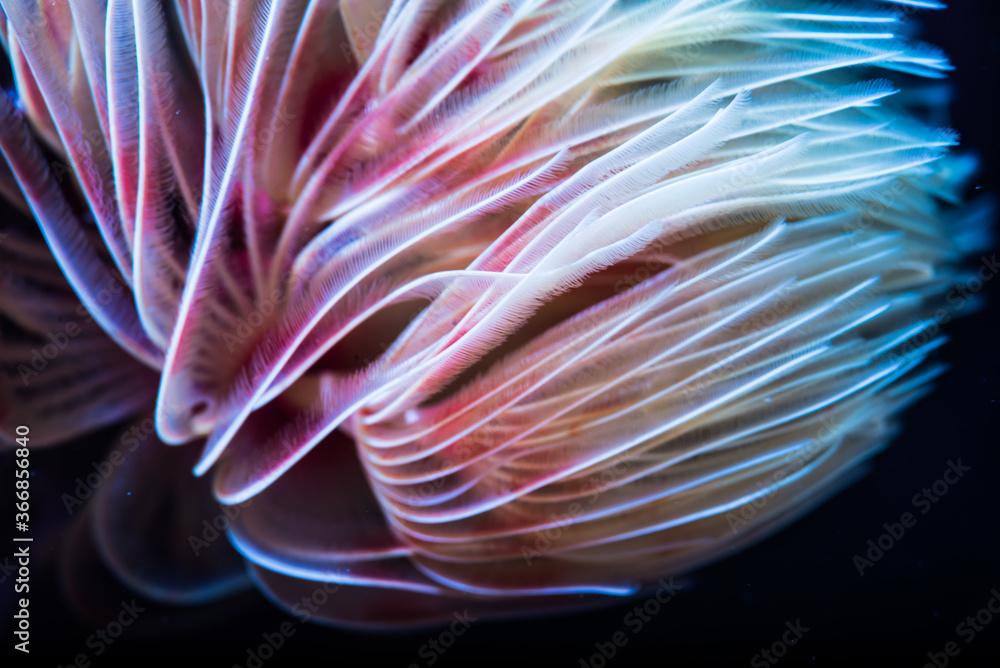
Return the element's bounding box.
[0,0,991,627]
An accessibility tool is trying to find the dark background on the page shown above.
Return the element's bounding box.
[5,2,1000,666]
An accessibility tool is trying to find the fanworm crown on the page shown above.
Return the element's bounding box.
[0,0,990,627]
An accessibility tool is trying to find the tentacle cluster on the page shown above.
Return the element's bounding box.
[0,0,989,626]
